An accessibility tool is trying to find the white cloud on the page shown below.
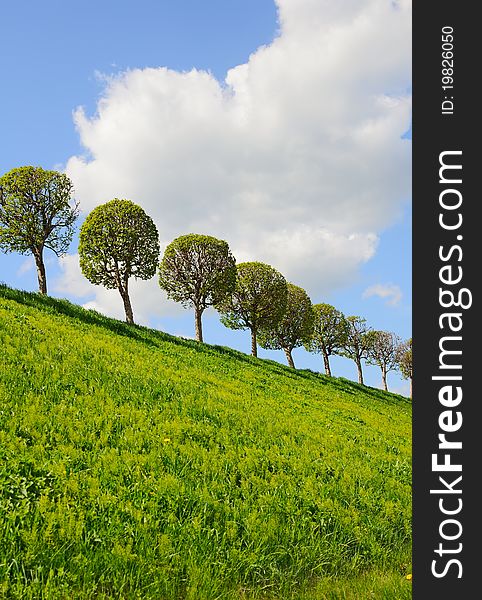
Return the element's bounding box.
[55,254,94,298]
[362,282,402,306]
[64,0,411,320]
[54,253,183,324]
[17,257,34,277]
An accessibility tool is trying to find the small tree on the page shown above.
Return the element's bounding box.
[339,316,372,385]
[0,166,79,294]
[258,283,314,368]
[366,330,401,392]
[79,199,159,324]
[217,261,288,357]
[307,303,347,376]
[158,234,236,342]
[397,337,413,399]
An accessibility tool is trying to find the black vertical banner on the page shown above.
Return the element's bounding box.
[413,3,479,598]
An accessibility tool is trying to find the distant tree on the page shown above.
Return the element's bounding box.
[79,199,159,324]
[366,330,402,392]
[217,261,288,357]
[339,316,373,385]
[307,303,347,376]
[258,283,314,368]
[397,337,413,399]
[0,166,79,294]
[158,234,236,342]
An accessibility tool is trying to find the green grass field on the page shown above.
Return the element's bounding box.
[0,284,412,599]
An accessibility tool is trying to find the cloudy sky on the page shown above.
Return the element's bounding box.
[0,0,411,393]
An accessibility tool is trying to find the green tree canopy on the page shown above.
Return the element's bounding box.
[0,166,79,294]
[338,316,373,385]
[158,234,236,342]
[366,330,402,392]
[217,261,288,357]
[396,337,413,399]
[79,199,159,324]
[258,283,314,368]
[307,303,347,376]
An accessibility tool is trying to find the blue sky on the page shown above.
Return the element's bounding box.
[0,0,411,394]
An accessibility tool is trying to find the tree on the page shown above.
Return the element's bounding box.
[366,330,401,392]
[258,283,314,368]
[158,234,236,342]
[397,337,413,399]
[79,199,159,324]
[339,316,373,385]
[307,303,347,376]
[0,166,79,294]
[217,261,288,357]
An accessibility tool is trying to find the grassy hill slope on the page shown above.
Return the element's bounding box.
[0,285,411,599]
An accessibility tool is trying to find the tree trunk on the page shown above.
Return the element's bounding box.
[356,357,364,385]
[284,348,295,368]
[251,328,257,357]
[34,251,47,295]
[119,284,134,324]
[409,377,412,400]
[382,366,388,391]
[322,350,332,376]
[194,306,203,342]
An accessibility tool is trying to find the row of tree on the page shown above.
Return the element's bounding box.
[0,166,412,395]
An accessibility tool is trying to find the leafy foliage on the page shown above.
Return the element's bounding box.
[396,338,413,398]
[307,303,347,376]
[338,316,373,385]
[79,199,159,288]
[217,262,288,356]
[397,338,412,379]
[79,199,159,323]
[0,166,78,293]
[366,331,402,392]
[0,284,411,599]
[158,234,236,342]
[258,283,314,368]
[0,166,78,256]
